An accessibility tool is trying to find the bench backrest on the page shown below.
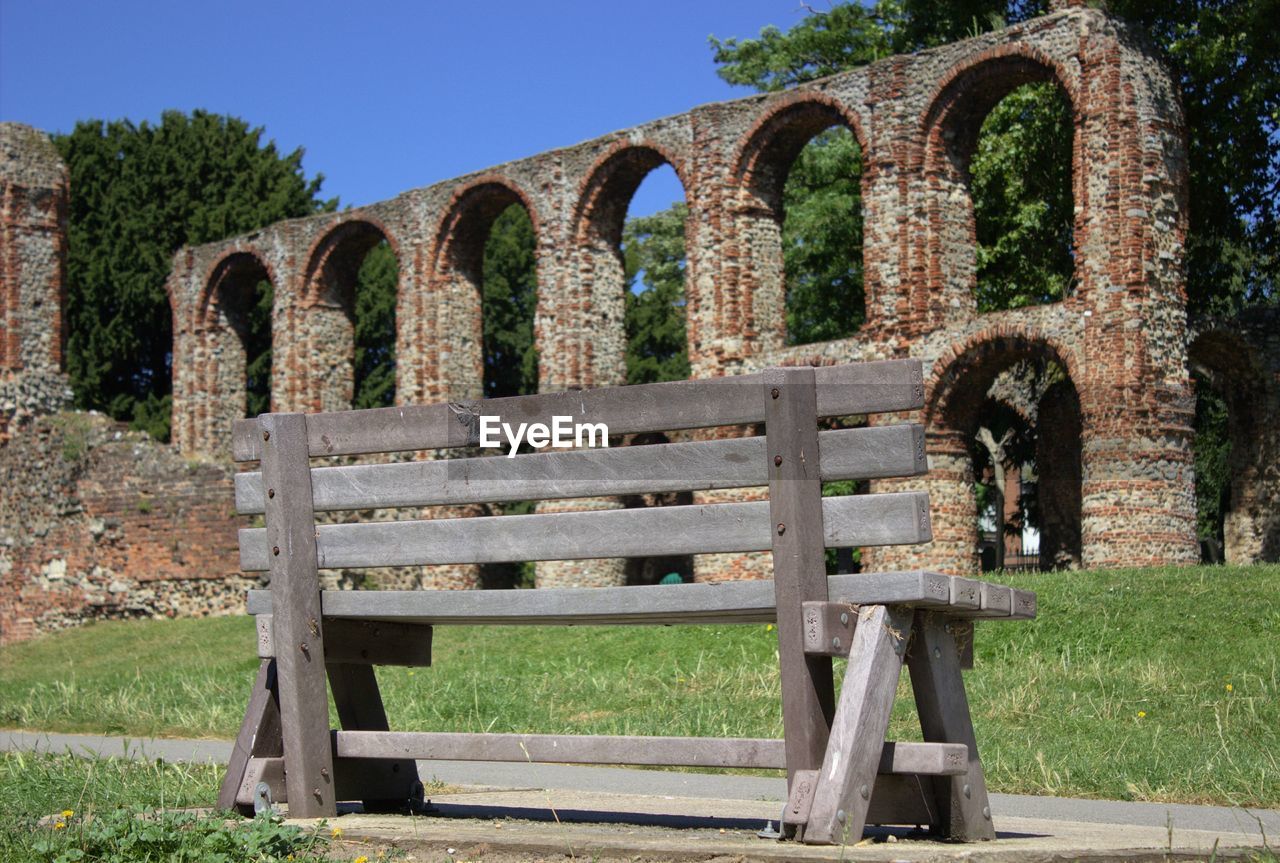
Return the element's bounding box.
[231,359,931,574]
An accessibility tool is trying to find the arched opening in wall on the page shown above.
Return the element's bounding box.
[577,148,690,386]
[435,183,539,401]
[481,203,540,399]
[304,221,399,412]
[1188,331,1268,563]
[930,340,1082,572]
[926,56,1075,312]
[577,149,693,583]
[433,183,540,588]
[739,100,866,346]
[206,253,274,418]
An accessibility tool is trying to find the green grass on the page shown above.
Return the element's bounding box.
[2,564,1277,808]
[0,751,340,862]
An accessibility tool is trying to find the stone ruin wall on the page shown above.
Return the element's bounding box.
[4,7,1278,641]
[166,6,1211,586]
[1,123,73,442]
[1,124,251,644]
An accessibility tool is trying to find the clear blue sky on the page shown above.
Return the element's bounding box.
[0,1,810,217]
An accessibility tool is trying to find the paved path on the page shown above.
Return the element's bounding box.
[5,728,1277,839]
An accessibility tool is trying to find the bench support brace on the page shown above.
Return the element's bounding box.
[908,611,995,840]
[217,658,282,815]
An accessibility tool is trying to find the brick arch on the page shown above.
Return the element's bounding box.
[188,248,276,456]
[424,176,541,402]
[286,218,402,413]
[731,91,870,214]
[925,329,1081,432]
[922,329,1084,573]
[573,142,691,246]
[918,44,1080,167]
[914,45,1082,323]
[301,216,400,306]
[1188,328,1266,393]
[724,92,873,353]
[196,249,275,332]
[566,143,694,390]
[430,176,542,283]
[1188,327,1275,564]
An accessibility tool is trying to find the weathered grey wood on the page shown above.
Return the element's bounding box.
[764,368,834,791]
[234,359,924,461]
[950,577,981,609]
[952,619,977,670]
[257,617,432,666]
[801,601,858,657]
[330,731,961,775]
[235,423,928,514]
[245,572,983,625]
[234,756,423,808]
[878,740,968,776]
[948,584,1038,620]
[980,583,1012,616]
[336,731,786,768]
[235,755,285,807]
[783,769,819,827]
[239,490,932,571]
[907,611,996,841]
[804,604,915,845]
[217,659,281,812]
[1013,589,1037,619]
[327,663,421,808]
[865,774,940,826]
[260,413,336,818]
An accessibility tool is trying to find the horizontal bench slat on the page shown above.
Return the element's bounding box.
[254,616,432,665]
[239,748,959,809]
[332,731,966,775]
[245,571,987,625]
[238,491,931,571]
[232,359,924,461]
[235,423,927,514]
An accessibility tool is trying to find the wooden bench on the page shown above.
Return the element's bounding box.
[217,360,1035,845]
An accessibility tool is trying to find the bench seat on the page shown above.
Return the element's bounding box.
[245,572,1033,627]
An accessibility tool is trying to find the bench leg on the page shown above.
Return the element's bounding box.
[328,663,422,811]
[802,604,914,845]
[218,659,283,814]
[261,413,337,818]
[907,611,995,841]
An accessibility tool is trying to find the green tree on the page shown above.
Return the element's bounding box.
[1103,0,1278,315]
[712,0,1279,315]
[622,204,691,384]
[712,0,1072,321]
[971,82,1074,311]
[353,242,398,409]
[710,0,1277,560]
[243,279,274,420]
[55,110,334,440]
[481,205,539,398]
[782,127,867,343]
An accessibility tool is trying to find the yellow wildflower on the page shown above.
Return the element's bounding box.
[61,809,73,819]
[355,856,369,863]
[765,624,775,632]
[1137,710,1146,718]
[53,822,66,830]
[332,827,343,838]
[1225,683,1233,692]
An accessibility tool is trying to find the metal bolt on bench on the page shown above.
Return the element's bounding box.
[217,359,1036,844]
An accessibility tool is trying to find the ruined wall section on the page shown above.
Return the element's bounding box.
[167,7,1201,580]
[1189,307,1280,565]
[0,412,250,645]
[1,123,72,441]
